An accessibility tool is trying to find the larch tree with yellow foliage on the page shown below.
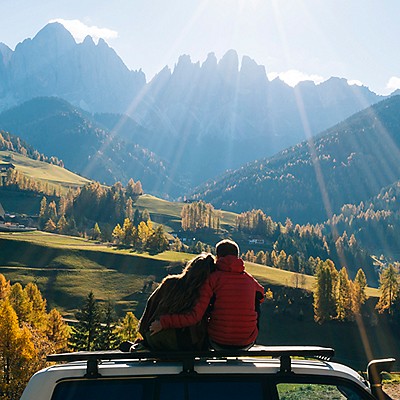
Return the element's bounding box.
[0,300,37,400]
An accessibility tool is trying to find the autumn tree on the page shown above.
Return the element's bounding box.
[336,267,353,321]
[181,201,220,231]
[56,214,68,234]
[0,300,37,400]
[44,218,57,232]
[8,283,32,325]
[313,260,338,323]
[116,312,139,342]
[376,264,399,315]
[92,222,102,241]
[112,223,124,245]
[352,268,368,314]
[25,282,47,329]
[0,273,11,300]
[46,309,70,352]
[0,277,70,399]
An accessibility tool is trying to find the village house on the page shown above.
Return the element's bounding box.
[0,162,15,173]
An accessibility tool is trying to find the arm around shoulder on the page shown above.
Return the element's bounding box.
[160,281,213,329]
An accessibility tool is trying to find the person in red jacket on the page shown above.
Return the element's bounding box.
[150,239,265,349]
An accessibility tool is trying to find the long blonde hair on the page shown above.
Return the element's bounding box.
[157,253,215,314]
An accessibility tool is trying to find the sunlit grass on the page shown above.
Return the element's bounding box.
[0,150,90,191]
[0,231,380,298]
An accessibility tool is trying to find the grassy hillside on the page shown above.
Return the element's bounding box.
[0,231,391,370]
[2,230,374,318]
[0,150,91,214]
[0,150,90,189]
[136,194,238,233]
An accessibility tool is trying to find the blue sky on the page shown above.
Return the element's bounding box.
[1,0,400,94]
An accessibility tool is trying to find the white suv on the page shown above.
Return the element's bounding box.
[21,346,394,400]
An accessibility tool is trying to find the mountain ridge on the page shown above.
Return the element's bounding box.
[192,95,400,224]
[0,97,183,197]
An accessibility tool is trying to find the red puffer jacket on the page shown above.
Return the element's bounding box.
[160,255,265,346]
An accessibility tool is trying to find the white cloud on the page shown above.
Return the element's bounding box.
[267,69,325,87]
[387,76,400,92]
[49,19,118,43]
[347,79,363,87]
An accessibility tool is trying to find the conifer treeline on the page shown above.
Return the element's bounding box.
[329,185,400,254]
[236,209,371,278]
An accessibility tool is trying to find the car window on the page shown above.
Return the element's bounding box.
[160,380,264,400]
[276,383,364,400]
[51,378,154,400]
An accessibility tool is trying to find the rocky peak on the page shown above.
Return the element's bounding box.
[240,55,268,88]
[0,43,12,65]
[31,22,76,50]
[218,49,239,83]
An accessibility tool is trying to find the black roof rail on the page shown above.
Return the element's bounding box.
[47,345,334,378]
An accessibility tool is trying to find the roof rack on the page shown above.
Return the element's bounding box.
[47,345,334,378]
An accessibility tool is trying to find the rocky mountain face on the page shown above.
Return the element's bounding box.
[0,23,388,192]
[135,51,383,185]
[0,23,145,114]
[192,95,400,224]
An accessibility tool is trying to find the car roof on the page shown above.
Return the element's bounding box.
[21,345,372,399]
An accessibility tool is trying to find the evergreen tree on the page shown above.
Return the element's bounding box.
[70,292,102,351]
[133,208,141,227]
[98,301,119,350]
[171,237,183,252]
[147,225,169,254]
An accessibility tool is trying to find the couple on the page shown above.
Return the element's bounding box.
[138,239,265,351]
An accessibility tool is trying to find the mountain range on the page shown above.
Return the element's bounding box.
[0,22,389,189]
[2,22,400,229]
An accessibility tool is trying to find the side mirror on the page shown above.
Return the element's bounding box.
[367,358,396,400]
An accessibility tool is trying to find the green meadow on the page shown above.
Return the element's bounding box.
[2,230,373,318]
[0,150,90,189]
